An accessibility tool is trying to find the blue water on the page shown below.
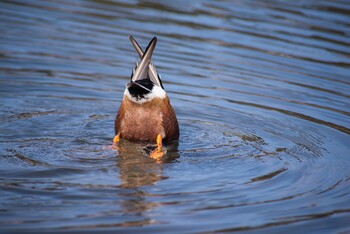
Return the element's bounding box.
[1,0,350,233]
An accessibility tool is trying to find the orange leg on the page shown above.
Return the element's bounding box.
[150,134,164,160]
[112,133,121,150]
[113,133,120,144]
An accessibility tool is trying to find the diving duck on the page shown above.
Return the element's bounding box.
[113,36,179,159]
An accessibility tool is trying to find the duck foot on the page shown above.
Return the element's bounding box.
[150,134,164,160]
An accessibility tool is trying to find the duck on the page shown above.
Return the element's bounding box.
[113,36,179,159]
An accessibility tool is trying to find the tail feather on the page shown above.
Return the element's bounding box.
[130,36,156,83]
[129,35,163,88]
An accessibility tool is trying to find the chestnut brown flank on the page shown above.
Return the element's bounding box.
[115,96,179,144]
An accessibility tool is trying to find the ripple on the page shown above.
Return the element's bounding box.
[1,0,350,233]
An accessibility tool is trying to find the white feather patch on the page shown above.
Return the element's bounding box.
[124,85,167,104]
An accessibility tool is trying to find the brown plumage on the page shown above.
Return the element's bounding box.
[113,36,179,158]
[115,95,179,144]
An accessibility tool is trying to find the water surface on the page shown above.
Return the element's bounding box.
[1,0,350,233]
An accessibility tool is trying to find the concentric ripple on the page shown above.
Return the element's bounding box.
[1,0,350,233]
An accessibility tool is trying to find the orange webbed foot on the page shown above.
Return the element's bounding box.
[112,133,121,150]
[113,133,120,144]
[150,134,164,160]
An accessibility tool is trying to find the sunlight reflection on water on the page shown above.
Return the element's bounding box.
[0,0,350,233]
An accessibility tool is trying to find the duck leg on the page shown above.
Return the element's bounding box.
[150,134,164,160]
[112,133,121,150]
[113,133,120,143]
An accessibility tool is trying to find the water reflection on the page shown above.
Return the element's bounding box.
[116,143,167,188]
[114,141,179,227]
[1,0,350,232]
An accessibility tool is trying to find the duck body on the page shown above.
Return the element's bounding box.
[114,36,179,158]
[115,81,179,143]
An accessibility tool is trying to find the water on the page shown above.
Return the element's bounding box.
[1,0,350,233]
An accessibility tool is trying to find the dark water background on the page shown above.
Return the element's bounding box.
[1,0,350,233]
